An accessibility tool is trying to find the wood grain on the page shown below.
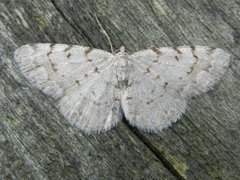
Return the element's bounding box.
[0,0,240,179]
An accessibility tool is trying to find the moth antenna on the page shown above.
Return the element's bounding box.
[95,15,114,54]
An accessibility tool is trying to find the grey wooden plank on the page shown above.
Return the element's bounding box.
[0,0,240,179]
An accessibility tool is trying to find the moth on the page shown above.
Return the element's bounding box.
[15,43,230,133]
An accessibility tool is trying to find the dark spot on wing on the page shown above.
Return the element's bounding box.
[146,99,154,105]
[87,59,93,62]
[64,45,73,52]
[49,43,55,48]
[67,53,71,58]
[85,47,93,55]
[112,107,118,112]
[93,101,100,106]
[35,65,41,68]
[191,46,199,60]
[84,74,88,77]
[47,50,53,57]
[47,44,56,56]
[151,47,161,55]
[187,67,194,74]
[75,80,80,86]
[164,82,168,89]
[175,56,179,61]
[187,47,200,74]
[51,64,57,72]
[114,98,120,101]
[155,75,160,79]
[48,58,57,71]
[144,68,151,74]
[114,85,121,89]
[94,67,100,73]
[174,47,182,54]
[126,97,133,100]
[193,55,199,60]
[190,45,196,51]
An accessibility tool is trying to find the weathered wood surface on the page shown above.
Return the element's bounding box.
[0,0,240,179]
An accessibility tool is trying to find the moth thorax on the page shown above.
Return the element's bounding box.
[116,56,131,88]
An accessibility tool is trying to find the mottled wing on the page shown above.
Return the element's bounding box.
[132,46,230,98]
[122,46,230,131]
[15,43,122,133]
[121,65,187,132]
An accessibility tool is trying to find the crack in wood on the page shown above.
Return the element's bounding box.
[121,116,185,180]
